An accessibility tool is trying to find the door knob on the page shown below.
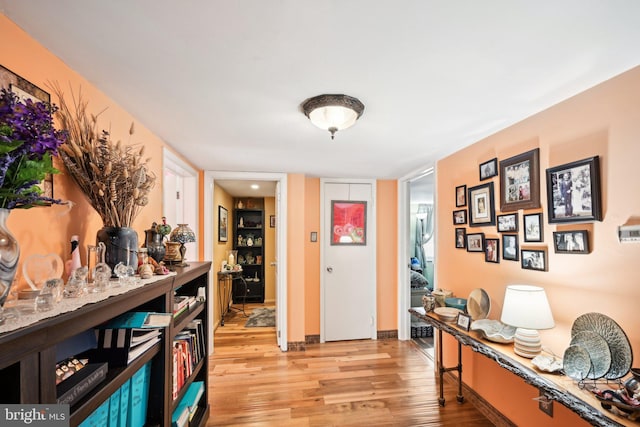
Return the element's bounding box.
[326,267,333,273]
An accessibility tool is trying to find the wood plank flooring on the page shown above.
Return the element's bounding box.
[208,304,494,426]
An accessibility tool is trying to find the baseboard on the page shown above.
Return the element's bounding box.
[287,341,306,351]
[377,329,398,339]
[443,371,517,427]
[305,335,320,344]
[264,298,275,304]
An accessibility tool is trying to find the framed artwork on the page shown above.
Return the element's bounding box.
[455,185,467,207]
[521,249,547,271]
[456,313,471,331]
[523,213,543,242]
[453,209,467,225]
[331,200,366,245]
[468,182,495,227]
[553,230,589,254]
[466,232,485,253]
[546,156,602,223]
[479,158,498,181]
[499,148,540,212]
[497,213,518,232]
[455,227,466,249]
[502,234,519,261]
[218,206,228,242]
[1,64,54,200]
[270,215,276,228]
[484,238,499,263]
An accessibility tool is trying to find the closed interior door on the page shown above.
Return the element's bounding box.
[322,181,376,342]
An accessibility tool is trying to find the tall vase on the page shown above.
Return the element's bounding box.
[96,227,139,274]
[0,208,19,310]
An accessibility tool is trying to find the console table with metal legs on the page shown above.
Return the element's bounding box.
[437,327,464,405]
[217,270,247,326]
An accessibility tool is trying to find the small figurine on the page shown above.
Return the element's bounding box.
[156,216,172,240]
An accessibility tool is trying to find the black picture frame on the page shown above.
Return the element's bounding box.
[479,158,498,181]
[523,213,543,242]
[521,249,547,271]
[466,232,485,253]
[502,234,519,261]
[455,227,466,249]
[453,209,467,225]
[545,156,602,223]
[553,230,589,254]
[497,213,519,233]
[455,185,467,207]
[218,206,228,242]
[456,313,471,331]
[499,148,540,212]
[270,215,276,228]
[468,182,495,227]
[484,238,500,263]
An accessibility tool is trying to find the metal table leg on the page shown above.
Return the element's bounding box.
[437,328,465,405]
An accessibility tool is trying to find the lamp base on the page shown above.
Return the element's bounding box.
[513,328,542,358]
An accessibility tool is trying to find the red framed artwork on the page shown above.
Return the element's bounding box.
[331,200,367,245]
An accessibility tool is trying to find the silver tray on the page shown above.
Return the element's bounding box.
[570,330,611,379]
[563,344,592,381]
[571,312,632,380]
[467,288,490,320]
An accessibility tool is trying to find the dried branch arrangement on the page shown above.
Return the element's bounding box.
[51,83,155,227]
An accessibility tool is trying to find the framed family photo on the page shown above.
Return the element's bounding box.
[455,228,466,249]
[484,238,499,263]
[521,249,546,271]
[545,156,602,223]
[499,148,540,212]
[553,230,589,254]
[502,234,519,261]
[468,182,495,227]
[455,185,467,207]
[466,232,485,253]
[479,158,498,181]
[523,213,543,242]
[453,209,467,225]
[497,213,518,232]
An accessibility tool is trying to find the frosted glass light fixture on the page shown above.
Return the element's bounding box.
[301,94,364,140]
[500,284,555,358]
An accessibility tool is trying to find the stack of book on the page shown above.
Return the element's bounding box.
[171,381,204,427]
[173,295,197,318]
[172,319,206,399]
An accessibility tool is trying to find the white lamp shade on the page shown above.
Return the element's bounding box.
[308,105,359,131]
[500,284,555,330]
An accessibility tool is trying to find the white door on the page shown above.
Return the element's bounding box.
[322,180,376,342]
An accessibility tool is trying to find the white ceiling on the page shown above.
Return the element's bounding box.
[2,1,640,184]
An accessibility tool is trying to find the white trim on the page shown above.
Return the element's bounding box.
[204,171,288,352]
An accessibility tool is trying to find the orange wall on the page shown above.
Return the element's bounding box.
[437,66,640,426]
[376,180,398,331]
[304,178,321,336]
[287,174,306,341]
[0,15,195,291]
[264,196,276,302]
[212,184,234,326]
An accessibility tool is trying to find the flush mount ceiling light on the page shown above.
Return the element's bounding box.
[301,94,364,140]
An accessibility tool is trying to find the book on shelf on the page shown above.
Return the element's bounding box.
[108,386,120,427]
[128,362,151,427]
[86,327,162,367]
[174,295,197,317]
[56,362,108,406]
[119,379,130,427]
[101,311,172,329]
[171,399,189,427]
[184,381,204,421]
[78,393,109,427]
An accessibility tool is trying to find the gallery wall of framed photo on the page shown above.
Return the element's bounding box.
[451,147,601,271]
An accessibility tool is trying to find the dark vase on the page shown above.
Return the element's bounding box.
[144,228,166,263]
[0,209,19,315]
[96,227,139,274]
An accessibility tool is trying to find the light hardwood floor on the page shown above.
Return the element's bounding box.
[208,304,494,426]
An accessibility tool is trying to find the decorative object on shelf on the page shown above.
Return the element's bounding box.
[239,217,244,228]
[169,224,196,267]
[421,294,435,312]
[301,94,365,140]
[164,241,181,264]
[144,223,166,263]
[456,312,472,331]
[499,148,540,212]
[470,319,516,343]
[65,235,82,280]
[330,200,367,245]
[431,288,453,307]
[570,330,611,379]
[218,205,228,242]
[22,252,64,291]
[468,182,496,227]
[226,250,237,268]
[531,354,563,374]
[445,297,467,312]
[433,307,462,323]
[237,200,244,209]
[96,226,139,273]
[467,288,490,320]
[546,156,602,223]
[0,209,19,320]
[500,284,555,358]
[136,248,154,280]
[563,344,592,380]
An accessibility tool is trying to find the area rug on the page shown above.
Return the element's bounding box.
[245,308,276,327]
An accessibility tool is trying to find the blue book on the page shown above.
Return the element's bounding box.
[171,400,189,427]
[128,362,151,427]
[183,381,204,419]
[79,398,110,427]
[108,387,120,427]
[119,380,130,427]
[102,312,171,329]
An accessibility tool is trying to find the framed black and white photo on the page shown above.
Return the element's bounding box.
[455,185,467,207]
[546,156,602,223]
[523,213,543,242]
[455,227,466,249]
[466,232,485,253]
[484,238,499,263]
[456,313,471,331]
[499,148,540,212]
[553,230,589,254]
[502,234,519,261]
[497,213,518,232]
[453,209,467,225]
[521,249,546,271]
[468,182,495,227]
[479,158,498,181]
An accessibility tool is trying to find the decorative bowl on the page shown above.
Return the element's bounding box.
[470,319,517,343]
[432,289,453,307]
[434,307,462,323]
[445,297,467,311]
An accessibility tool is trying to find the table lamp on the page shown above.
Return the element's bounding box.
[500,284,554,358]
[170,224,196,267]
